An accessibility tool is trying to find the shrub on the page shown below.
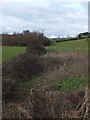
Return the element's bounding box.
[2,31,51,46]
[26,39,46,56]
[2,80,20,102]
[3,53,44,82]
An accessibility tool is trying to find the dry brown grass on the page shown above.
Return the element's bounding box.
[32,51,88,89]
[2,51,88,118]
[3,89,86,118]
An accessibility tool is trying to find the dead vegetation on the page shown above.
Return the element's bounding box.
[3,88,89,118]
[26,39,46,56]
[2,48,88,118]
[3,51,88,83]
[2,53,44,82]
[31,51,88,89]
[77,87,90,118]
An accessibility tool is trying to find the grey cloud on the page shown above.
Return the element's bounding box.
[1,2,88,37]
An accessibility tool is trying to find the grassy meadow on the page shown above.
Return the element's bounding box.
[2,46,25,61]
[47,39,88,52]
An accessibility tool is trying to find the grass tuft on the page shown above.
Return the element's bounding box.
[57,77,88,91]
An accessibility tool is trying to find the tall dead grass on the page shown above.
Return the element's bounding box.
[33,51,88,89]
[2,51,88,118]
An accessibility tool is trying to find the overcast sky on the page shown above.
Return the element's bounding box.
[1,0,88,38]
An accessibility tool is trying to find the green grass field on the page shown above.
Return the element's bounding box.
[47,39,88,52]
[2,46,25,61]
[2,39,88,61]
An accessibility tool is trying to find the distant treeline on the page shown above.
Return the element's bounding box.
[78,32,90,38]
[1,30,51,46]
[51,32,90,42]
[1,31,90,46]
